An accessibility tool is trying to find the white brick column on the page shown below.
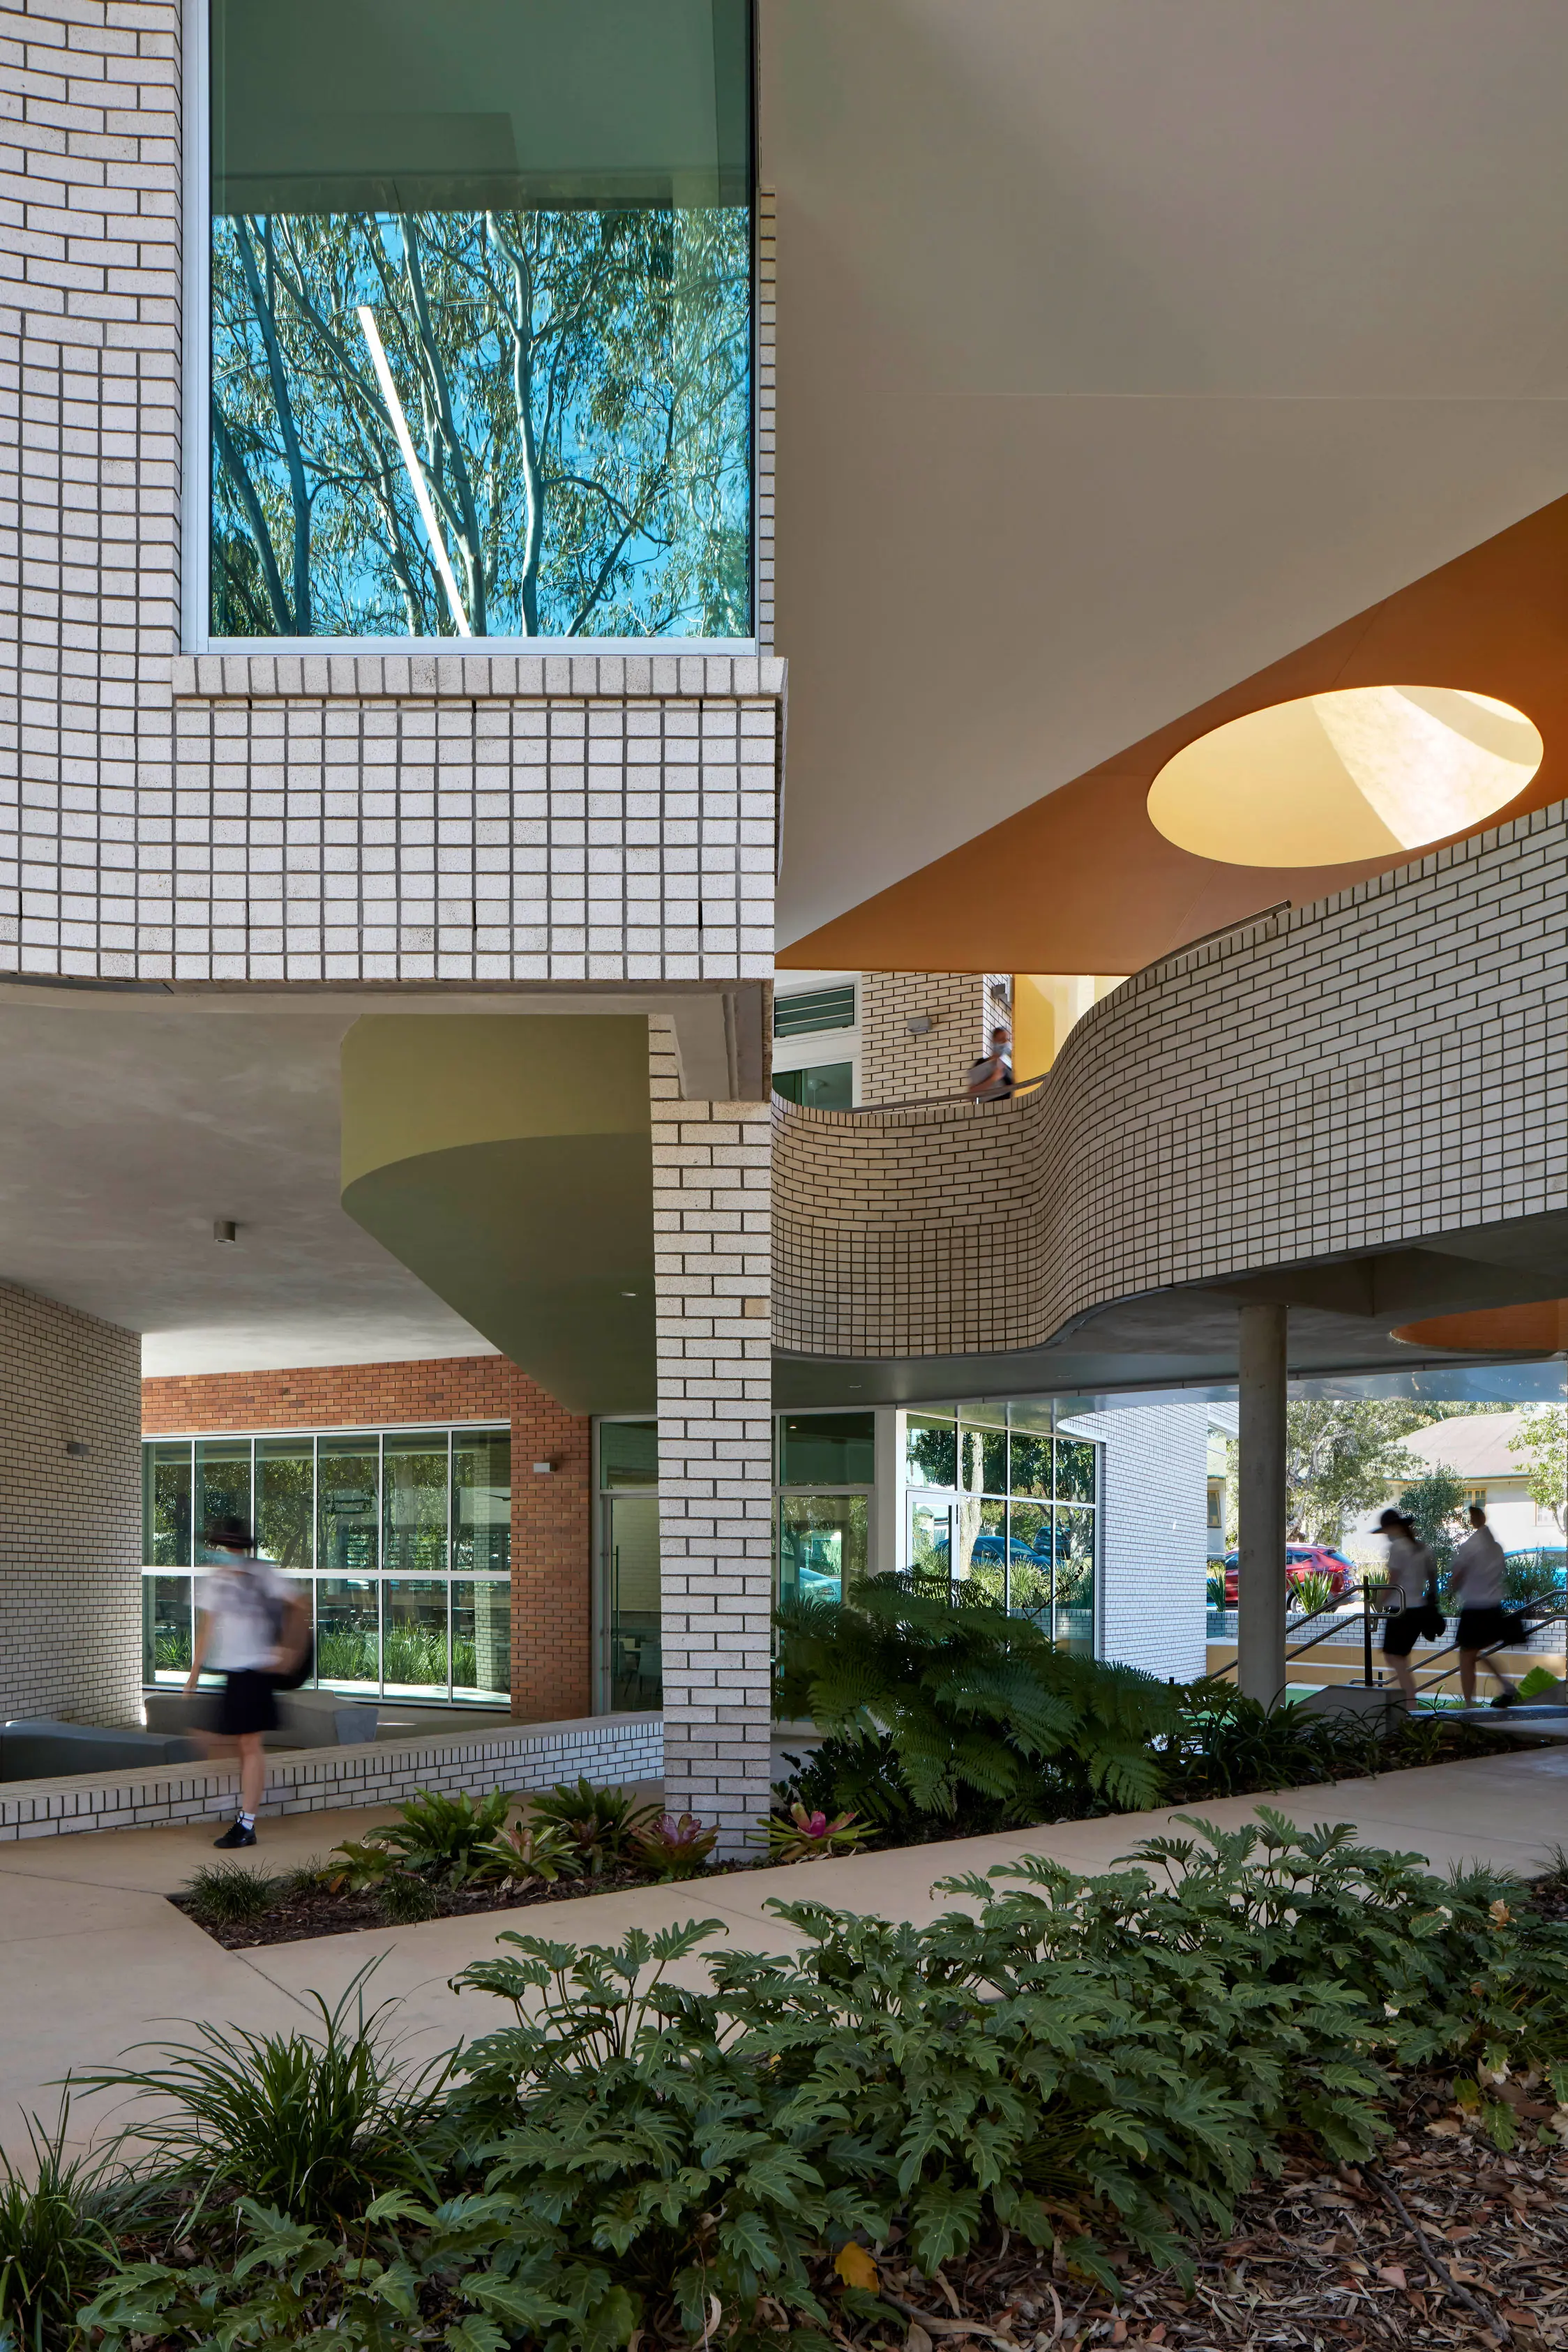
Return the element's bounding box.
[649,1020,774,1848]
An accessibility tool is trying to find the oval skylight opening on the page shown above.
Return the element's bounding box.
[1147,686,1542,867]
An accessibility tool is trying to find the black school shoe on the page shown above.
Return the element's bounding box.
[212,1820,257,1848]
[1491,1690,1520,1709]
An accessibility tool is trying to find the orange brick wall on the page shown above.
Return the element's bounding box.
[141,1357,594,1723]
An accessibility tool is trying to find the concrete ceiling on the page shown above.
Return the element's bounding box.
[0,997,495,1377]
[764,0,1568,951]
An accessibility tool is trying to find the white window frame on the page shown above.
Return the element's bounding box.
[180,0,759,659]
[772,970,861,1106]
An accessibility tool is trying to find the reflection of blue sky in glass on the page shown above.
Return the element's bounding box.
[210,204,751,639]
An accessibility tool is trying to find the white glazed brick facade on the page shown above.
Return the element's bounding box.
[0,1710,662,1841]
[0,0,783,989]
[775,808,1568,1358]
[649,1018,774,1846]
[1077,1403,1209,1683]
[0,1283,142,1725]
[859,971,1002,1104]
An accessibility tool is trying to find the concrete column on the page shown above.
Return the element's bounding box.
[649,1020,775,1850]
[1236,1302,1289,1707]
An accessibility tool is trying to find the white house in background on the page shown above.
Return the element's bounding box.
[1346,1411,1563,1558]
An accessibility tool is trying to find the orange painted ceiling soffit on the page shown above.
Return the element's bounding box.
[781,490,1568,974]
[1394,1299,1568,1355]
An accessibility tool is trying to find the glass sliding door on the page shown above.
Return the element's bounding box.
[603,1492,662,1712]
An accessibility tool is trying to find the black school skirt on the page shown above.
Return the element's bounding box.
[216,1668,278,1736]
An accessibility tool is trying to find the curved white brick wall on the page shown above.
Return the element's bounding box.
[775,806,1568,1358]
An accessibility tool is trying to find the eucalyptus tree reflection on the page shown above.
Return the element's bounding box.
[210,204,751,638]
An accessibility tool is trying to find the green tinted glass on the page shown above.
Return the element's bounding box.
[256,1436,314,1569]
[453,1428,510,1574]
[195,1439,251,1556]
[772,1063,854,1110]
[209,0,753,639]
[778,1412,874,1487]
[143,1441,193,1567]
[318,1440,379,1572]
[601,1421,659,1487]
[383,1432,449,1574]
[905,1412,958,1491]
[778,1494,868,1610]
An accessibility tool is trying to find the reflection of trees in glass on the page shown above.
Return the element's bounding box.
[384,1445,448,1574]
[905,1419,958,1490]
[211,205,751,638]
[257,1454,313,1568]
[145,1454,192,1566]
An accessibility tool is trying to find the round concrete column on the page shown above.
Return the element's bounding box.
[1237,1302,1288,1707]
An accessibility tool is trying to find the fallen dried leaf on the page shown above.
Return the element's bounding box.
[906,2327,933,2352]
[1376,2264,1408,2289]
[835,2242,879,2292]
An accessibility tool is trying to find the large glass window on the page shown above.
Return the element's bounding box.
[141,1426,510,1703]
[778,1495,868,1610]
[771,1064,854,1111]
[901,1403,1101,1653]
[206,0,753,641]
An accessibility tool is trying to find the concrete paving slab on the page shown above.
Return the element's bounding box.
[0,1751,1559,2166]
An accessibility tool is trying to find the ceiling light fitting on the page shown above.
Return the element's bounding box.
[213,1219,237,1244]
[1147,685,1541,868]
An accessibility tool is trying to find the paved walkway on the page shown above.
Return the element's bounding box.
[1,1746,1562,2156]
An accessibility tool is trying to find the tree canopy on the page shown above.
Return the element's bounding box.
[210,203,751,638]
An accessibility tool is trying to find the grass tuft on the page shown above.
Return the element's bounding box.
[181,1861,279,1928]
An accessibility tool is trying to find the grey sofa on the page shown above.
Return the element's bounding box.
[143,1688,379,1748]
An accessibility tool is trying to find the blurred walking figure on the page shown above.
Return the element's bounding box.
[185,1514,309,1846]
[1377,1507,1438,1706]
[965,1025,1014,1101]
[1449,1502,1518,1708]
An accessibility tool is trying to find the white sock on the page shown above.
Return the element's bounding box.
[239,1812,255,1830]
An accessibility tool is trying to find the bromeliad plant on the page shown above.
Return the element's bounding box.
[630,1812,720,1880]
[325,1786,515,1891]
[775,1573,1182,1837]
[529,1776,662,1874]
[757,1801,866,1864]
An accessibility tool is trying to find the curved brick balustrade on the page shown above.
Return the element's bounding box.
[774,805,1568,1361]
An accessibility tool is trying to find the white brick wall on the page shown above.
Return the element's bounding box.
[0,1,783,990]
[775,808,1568,1358]
[859,972,1000,1104]
[0,1709,663,1840]
[649,1018,774,1848]
[1071,1402,1208,1682]
[0,1283,142,1725]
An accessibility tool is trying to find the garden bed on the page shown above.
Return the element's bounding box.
[169,1853,757,1950]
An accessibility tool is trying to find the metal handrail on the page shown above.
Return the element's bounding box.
[831,1069,1055,1118]
[1205,1577,1567,1701]
[1200,1586,1369,1684]
[1406,1588,1567,1700]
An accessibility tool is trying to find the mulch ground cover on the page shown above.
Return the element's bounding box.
[838,2075,1568,2351]
[170,1856,758,1949]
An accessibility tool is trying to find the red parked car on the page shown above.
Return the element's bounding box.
[1221,1545,1353,1606]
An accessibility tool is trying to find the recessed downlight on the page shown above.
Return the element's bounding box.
[1147,686,1541,868]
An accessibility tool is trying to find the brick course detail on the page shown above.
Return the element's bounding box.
[142,1357,592,1723]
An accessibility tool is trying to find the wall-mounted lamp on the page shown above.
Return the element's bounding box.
[65,1440,90,1459]
[532,1460,555,1475]
[213,1219,238,1244]
[905,1015,934,1036]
